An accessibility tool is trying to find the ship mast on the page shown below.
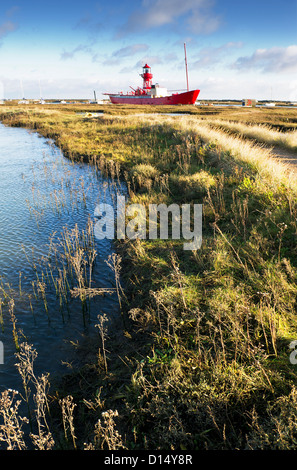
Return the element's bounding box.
[184,43,189,92]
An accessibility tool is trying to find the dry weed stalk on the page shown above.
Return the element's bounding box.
[36,281,48,315]
[0,298,3,331]
[105,253,124,310]
[30,373,54,450]
[231,191,249,240]
[15,342,37,424]
[170,251,187,309]
[71,287,116,299]
[60,395,77,449]
[15,343,54,448]
[87,248,97,288]
[9,299,19,351]
[83,386,105,412]
[85,410,126,450]
[95,314,109,374]
[0,390,29,450]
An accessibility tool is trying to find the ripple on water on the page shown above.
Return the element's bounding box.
[0,123,123,393]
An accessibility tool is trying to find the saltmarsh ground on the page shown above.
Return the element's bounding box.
[0,103,297,450]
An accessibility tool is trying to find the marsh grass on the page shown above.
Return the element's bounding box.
[35,220,100,322]
[1,105,297,449]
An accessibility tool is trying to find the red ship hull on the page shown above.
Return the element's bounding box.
[108,89,200,105]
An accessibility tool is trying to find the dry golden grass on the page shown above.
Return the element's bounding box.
[205,119,297,150]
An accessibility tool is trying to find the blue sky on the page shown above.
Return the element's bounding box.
[0,0,297,100]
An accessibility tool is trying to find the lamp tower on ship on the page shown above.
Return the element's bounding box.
[141,64,153,93]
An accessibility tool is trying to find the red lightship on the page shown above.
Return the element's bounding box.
[104,44,200,106]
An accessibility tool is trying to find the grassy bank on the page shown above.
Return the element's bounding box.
[1,104,297,450]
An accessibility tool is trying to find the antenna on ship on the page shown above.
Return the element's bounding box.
[184,43,189,92]
[39,79,42,99]
[20,79,25,99]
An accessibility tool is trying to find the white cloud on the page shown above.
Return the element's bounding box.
[116,0,221,37]
[192,42,243,69]
[135,56,163,67]
[233,45,297,73]
[187,7,221,34]
[0,21,17,39]
[60,44,99,62]
[120,55,162,74]
[6,6,19,18]
[112,44,149,58]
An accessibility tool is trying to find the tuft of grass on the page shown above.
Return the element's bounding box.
[170,170,216,200]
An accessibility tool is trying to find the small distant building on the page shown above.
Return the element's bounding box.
[0,100,4,105]
[242,99,257,107]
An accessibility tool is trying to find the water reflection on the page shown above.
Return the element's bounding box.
[0,123,124,393]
